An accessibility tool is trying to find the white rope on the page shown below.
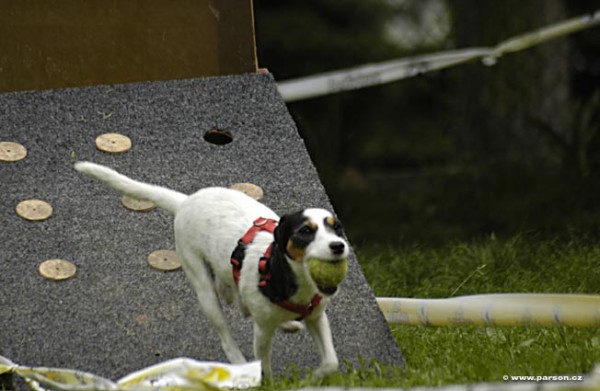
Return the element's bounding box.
[278,10,600,102]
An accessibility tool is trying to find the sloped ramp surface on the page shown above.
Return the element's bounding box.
[0,74,403,383]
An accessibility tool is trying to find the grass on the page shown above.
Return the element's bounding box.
[359,234,600,297]
[261,233,600,389]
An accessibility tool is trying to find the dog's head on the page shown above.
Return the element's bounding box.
[274,208,349,263]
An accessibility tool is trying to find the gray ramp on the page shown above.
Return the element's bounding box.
[0,74,403,381]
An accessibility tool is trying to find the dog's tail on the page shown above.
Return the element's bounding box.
[74,161,187,215]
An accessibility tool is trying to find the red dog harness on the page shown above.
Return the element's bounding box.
[230,217,323,320]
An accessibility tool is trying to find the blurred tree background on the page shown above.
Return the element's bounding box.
[253,0,600,247]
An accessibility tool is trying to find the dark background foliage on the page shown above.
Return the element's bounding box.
[254,0,600,246]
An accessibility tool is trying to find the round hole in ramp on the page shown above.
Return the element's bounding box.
[204,128,233,145]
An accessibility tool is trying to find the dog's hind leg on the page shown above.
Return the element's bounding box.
[177,247,246,364]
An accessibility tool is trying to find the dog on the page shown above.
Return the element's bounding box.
[74,162,349,379]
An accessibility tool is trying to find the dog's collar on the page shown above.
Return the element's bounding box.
[274,292,323,320]
[230,217,323,321]
[257,243,323,320]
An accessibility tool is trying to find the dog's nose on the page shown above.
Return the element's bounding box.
[329,241,345,255]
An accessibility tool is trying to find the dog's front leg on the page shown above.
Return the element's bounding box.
[305,312,339,378]
[253,321,277,380]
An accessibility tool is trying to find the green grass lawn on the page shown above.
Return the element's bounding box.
[263,234,600,389]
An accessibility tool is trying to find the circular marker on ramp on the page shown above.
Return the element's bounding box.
[147,250,181,271]
[121,195,156,212]
[230,182,264,201]
[95,133,132,154]
[39,259,77,281]
[16,199,53,221]
[0,141,27,162]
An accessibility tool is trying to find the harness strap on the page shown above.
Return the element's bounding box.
[258,243,273,287]
[278,294,323,320]
[231,217,278,286]
[230,217,323,320]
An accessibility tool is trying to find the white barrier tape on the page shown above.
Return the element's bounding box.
[376,294,600,327]
[489,11,600,58]
[278,10,600,102]
[0,355,261,391]
[278,48,491,102]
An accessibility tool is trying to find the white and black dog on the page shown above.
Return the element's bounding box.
[74,162,349,378]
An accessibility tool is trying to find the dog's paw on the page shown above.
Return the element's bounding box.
[279,320,305,333]
[312,361,339,380]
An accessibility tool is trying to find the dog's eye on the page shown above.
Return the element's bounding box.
[333,221,344,235]
[331,220,344,236]
[298,225,315,235]
[324,216,344,235]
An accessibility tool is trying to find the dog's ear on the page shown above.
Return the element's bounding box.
[274,211,306,250]
[274,214,291,250]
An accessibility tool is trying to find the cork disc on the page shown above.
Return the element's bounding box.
[121,195,156,212]
[0,141,27,162]
[16,199,53,221]
[147,250,181,271]
[230,182,264,201]
[95,133,132,154]
[39,259,77,281]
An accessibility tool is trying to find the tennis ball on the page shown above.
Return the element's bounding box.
[307,258,348,290]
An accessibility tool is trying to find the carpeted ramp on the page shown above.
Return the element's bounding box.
[0,74,403,383]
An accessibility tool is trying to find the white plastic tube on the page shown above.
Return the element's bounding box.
[377,294,600,326]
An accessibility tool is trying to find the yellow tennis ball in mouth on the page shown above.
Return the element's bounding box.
[307,258,348,291]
